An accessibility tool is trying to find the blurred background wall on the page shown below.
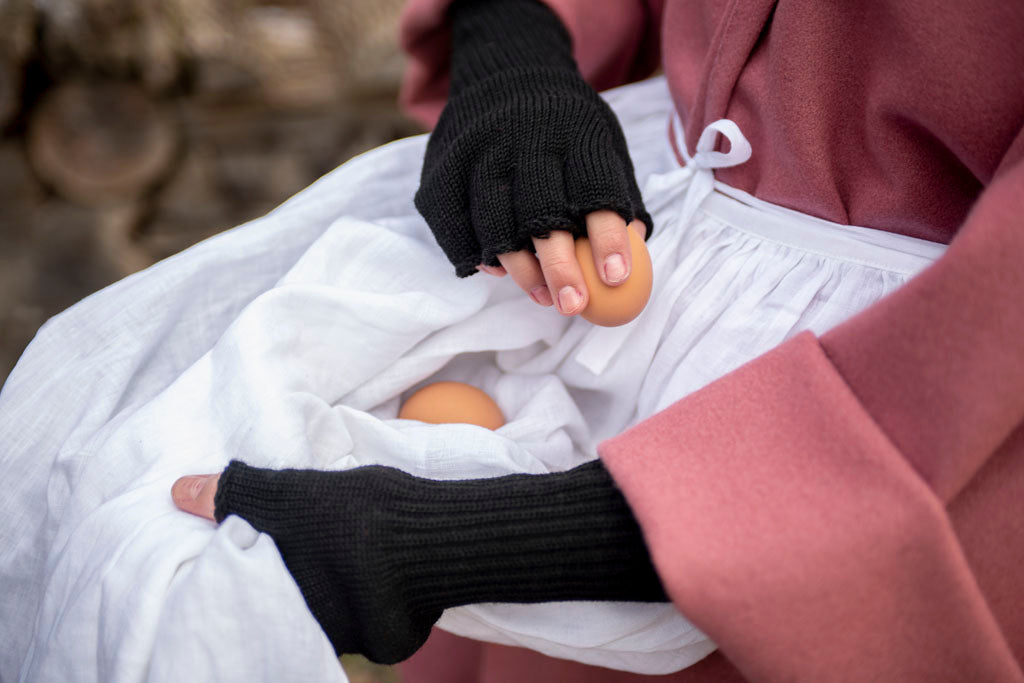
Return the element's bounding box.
[0,0,423,387]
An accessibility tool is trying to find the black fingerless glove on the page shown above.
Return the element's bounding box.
[415,0,653,277]
[214,459,667,664]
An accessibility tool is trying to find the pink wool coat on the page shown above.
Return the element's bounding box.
[398,1,1024,681]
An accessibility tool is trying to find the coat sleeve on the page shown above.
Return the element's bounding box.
[398,0,663,128]
[597,154,1024,682]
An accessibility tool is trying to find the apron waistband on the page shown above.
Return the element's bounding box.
[669,111,946,274]
[572,114,947,375]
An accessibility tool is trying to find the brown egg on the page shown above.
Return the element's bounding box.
[575,223,653,326]
[398,381,505,430]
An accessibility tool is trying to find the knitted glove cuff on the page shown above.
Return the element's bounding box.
[448,0,578,93]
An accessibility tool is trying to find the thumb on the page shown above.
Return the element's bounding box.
[171,473,221,522]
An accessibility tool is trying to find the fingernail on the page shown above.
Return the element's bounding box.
[180,475,207,501]
[530,286,553,306]
[558,286,582,314]
[604,254,628,284]
[477,265,502,277]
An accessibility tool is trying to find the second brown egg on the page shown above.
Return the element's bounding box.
[398,381,505,430]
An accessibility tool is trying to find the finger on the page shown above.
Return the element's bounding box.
[533,230,587,316]
[172,473,220,522]
[476,264,507,277]
[497,250,553,306]
[585,210,632,285]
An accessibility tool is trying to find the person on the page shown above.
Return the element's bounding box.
[168,0,1024,681]
[1,0,1020,681]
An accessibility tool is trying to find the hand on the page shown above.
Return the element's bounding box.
[483,211,646,315]
[173,465,442,664]
[414,0,652,285]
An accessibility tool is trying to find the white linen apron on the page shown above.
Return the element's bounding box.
[0,75,945,681]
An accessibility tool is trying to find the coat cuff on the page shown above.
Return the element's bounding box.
[598,332,1021,681]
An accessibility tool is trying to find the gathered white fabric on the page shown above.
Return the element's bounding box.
[0,76,945,681]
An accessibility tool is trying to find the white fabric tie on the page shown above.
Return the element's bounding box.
[673,115,752,228]
[572,116,752,376]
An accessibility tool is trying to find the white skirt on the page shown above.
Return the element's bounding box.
[0,76,945,681]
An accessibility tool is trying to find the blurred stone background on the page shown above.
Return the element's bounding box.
[0,0,423,390]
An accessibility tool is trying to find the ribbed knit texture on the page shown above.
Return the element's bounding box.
[414,0,653,277]
[214,459,667,664]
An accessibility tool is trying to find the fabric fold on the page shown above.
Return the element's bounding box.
[820,159,1024,503]
[598,332,1024,682]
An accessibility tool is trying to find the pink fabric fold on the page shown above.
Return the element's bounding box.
[598,333,1024,682]
[820,159,1024,502]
